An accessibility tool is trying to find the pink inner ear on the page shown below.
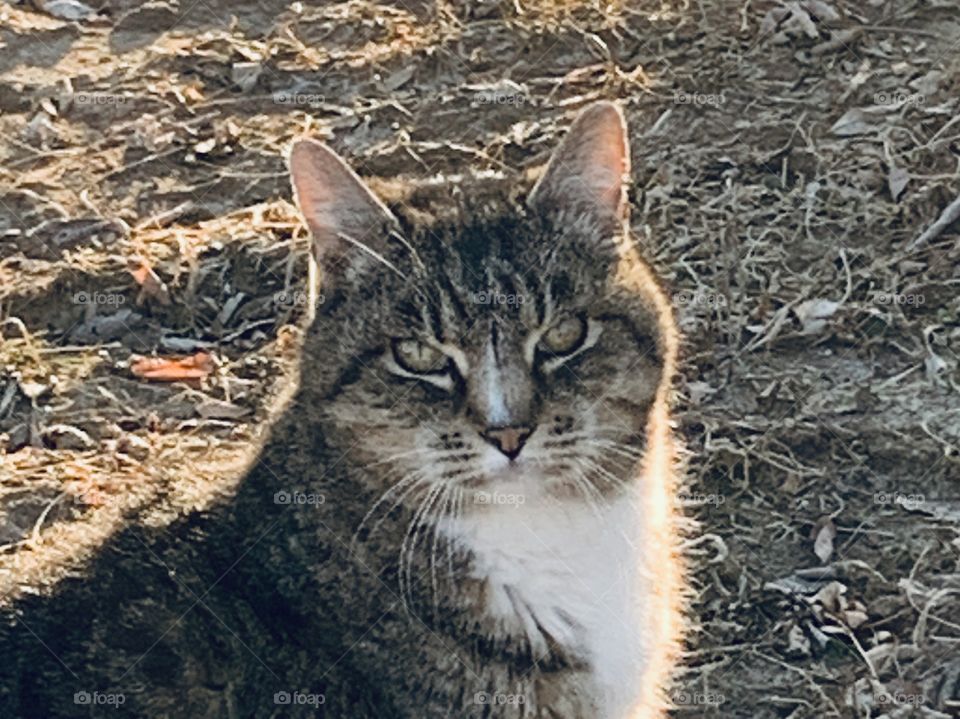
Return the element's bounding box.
[581,114,628,210]
[289,140,348,257]
[531,102,630,218]
[289,138,399,265]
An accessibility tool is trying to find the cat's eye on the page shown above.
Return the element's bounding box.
[391,339,447,375]
[540,316,588,355]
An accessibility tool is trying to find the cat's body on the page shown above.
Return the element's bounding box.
[0,102,684,718]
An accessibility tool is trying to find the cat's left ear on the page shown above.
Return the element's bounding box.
[528,101,629,223]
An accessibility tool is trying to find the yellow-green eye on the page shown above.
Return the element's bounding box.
[541,316,587,355]
[392,339,447,374]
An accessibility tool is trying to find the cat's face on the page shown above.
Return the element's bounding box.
[290,103,673,514]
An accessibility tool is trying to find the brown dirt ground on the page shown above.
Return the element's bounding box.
[1,0,959,717]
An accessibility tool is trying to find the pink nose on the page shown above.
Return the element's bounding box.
[481,425,534,460]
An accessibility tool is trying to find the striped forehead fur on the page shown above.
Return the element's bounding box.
[313,174,640,333]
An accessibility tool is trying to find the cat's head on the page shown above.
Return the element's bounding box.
[289,102,676,512]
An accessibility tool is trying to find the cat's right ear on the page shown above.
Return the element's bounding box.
[528,102,629,224]
[289,139,400,277]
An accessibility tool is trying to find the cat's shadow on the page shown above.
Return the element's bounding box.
[0,432,379,718]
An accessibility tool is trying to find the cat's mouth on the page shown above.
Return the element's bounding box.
[460,448,578,506]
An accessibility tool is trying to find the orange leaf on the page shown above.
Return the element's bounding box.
[130,259,171,305]
[130,352,214,381]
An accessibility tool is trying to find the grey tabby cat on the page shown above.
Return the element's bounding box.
[0,101,683,718]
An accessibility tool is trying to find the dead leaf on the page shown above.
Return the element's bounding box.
[231,62,262,92]
[18,381,49,399]
[812,579,846,610]
[888,165,909,201]
[686,381,715,406]
[130,259,171,306]
[759,7,790,36]
[182,84,205,105]
[131,352,214,382]
[43,424,95,451]
[925,352,948,382]
[794,298,840,335]
[23,113,59,148]
[830,108,880,137]
[813,518,837,563]
[806,620,830,648]
[787,623,811,656]
[910,70,942,97]
[802,0,839,22]
[382,64,416,92]
[39,97,58,116]
[40,0,95,20]
[196,399,250,419]
[790,4,819,38]
[844,608,869,629]
[194,138,216,155]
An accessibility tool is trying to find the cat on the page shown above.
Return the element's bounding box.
[0,101,684,718]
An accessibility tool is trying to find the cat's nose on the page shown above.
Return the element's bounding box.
[481,425,534,461]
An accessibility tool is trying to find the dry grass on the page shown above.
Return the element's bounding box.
[1,0,959,716]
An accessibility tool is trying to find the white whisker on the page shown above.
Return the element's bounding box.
[428,483,455,612]
[399,481,445,614]
[350,469,427,551]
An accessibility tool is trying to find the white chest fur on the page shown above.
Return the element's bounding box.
[444,487,652,718]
